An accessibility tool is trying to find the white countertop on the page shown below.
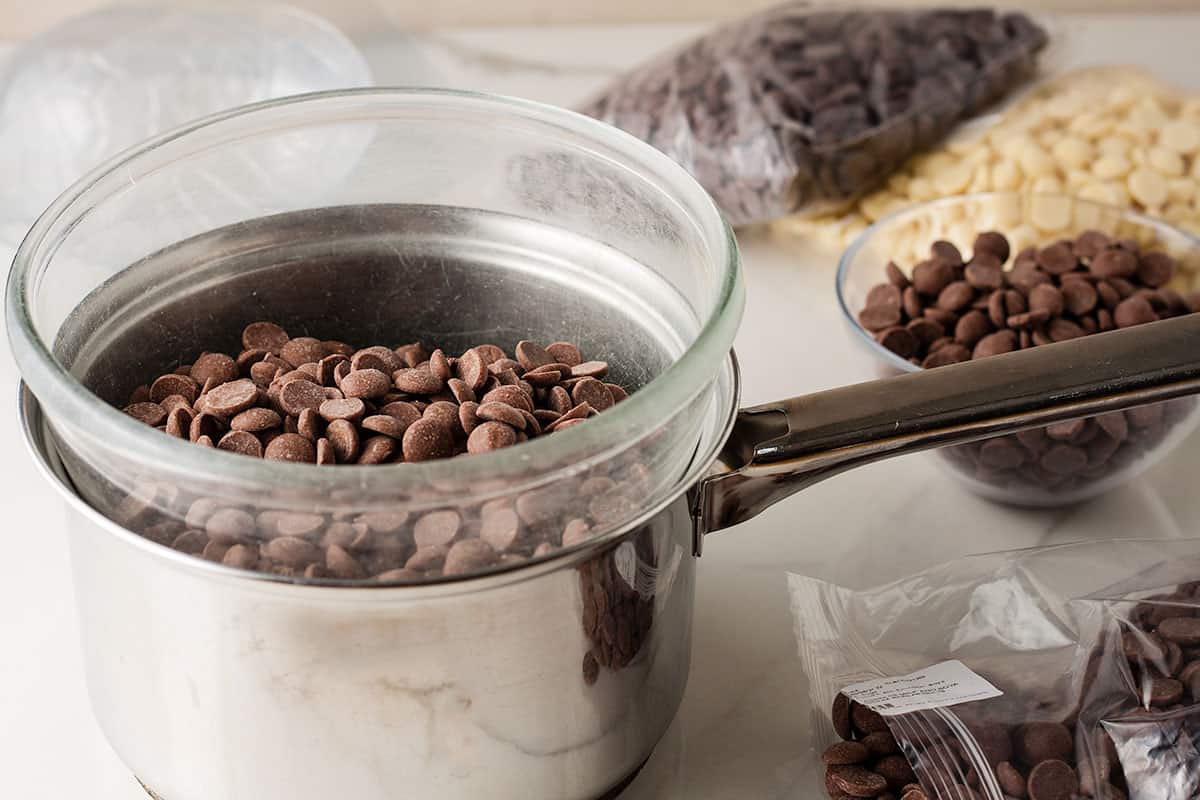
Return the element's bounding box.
[3,14,1200,799]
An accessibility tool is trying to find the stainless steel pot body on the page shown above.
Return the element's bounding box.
[24,388,699,800]
[14,198,743,800]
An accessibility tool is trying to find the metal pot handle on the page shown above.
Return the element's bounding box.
[693,314,1200,547]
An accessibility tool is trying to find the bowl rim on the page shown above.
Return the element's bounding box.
[6,87,745,505]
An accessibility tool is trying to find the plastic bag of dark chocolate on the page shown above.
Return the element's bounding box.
[788,539,1200,800]
[579,5,1047,226]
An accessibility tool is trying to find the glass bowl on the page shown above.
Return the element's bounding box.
[836,192,1200,506]
[6,88,744,584]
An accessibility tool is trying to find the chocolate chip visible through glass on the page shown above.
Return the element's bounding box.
[111,326,646,583]
[857,230,1197,496]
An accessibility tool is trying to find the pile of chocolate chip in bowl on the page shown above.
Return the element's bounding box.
[856,229,1200,498]
[820,576,1200,800]
[115,323,645,581]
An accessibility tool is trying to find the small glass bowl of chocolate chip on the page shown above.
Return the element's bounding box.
[837,192,1200,506]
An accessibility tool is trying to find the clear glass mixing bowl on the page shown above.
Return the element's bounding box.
[7,89,745,584]
[836,192,1200,506]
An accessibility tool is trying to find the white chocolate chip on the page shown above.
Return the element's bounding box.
[1072,201,1105,230]
[992,193,1024,228]
[1070,113,1112,139]
[963,147,992,168]
[1169,178,1196,202]
[932,162,973,195]
[907,177,936,202]
[1065,170,1092,190]
[1161,121,1200,154]
[1108,181,1132,207]
[1128,167,1170,207]
[922,153,957,176]
[886,173,911,194]
[773,66,1200,288]
[999,135,1034,161]
[1134,101,1171,130]
[1079,181,1128,207]
[1077,182,1113,205]
[1148,146,1186,177]
[1093,155,1132,180]
[1030,194,1072,231]
[1018,145,1056,177]
[1115,120,1152,145]
[967,165,991,193]
[1108,85,1141,111]
[1052,136,1092,169]
[1096,136,1131,157]
[1036,130,1061,150]
[1031,175,1064,195]
[992,160,1023,191]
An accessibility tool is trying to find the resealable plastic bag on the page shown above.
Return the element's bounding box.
[0,3,371,246]
[580,5,1048,226]
[790,539,1200,799]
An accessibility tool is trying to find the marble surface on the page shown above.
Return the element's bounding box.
[3,14,1200,799]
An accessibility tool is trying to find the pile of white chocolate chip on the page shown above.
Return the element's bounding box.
[782,67,1200,292]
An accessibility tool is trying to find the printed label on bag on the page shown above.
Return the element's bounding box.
[839,660,1002,716]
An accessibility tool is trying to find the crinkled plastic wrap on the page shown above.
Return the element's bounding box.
[0,3,372,242]
[580,5,1048,226]
[789,540,1200,799]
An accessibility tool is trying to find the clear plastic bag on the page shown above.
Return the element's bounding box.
[789,539,1200,799]
[579,5,1048,226]
[0,3,372,242]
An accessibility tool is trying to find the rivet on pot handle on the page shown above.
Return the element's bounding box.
[693,314,1200,551]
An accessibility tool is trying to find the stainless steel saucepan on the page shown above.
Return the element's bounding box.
[9,90,1200,800]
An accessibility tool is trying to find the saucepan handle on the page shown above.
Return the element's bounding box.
[693,314,1200,545]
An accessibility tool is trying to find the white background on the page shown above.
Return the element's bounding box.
[3,13,1200,798]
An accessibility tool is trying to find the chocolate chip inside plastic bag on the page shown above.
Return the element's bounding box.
[579,6,1046,225]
